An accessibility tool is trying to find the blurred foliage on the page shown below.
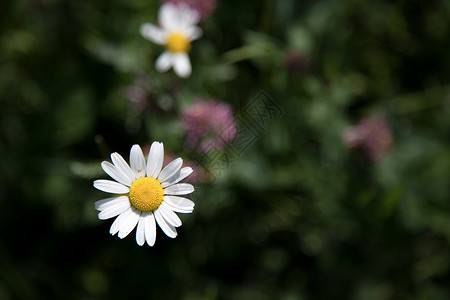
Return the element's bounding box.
[1,0,450,299]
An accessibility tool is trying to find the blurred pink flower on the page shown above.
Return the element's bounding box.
[181,99,236,152]
[122,73,151,113]
[162,0,218,20]
[283,50,312,72]
[343,115,393,162]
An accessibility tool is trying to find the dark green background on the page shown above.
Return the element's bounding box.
[1,0,450,299]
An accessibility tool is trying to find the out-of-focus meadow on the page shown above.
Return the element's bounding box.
[1,0,450,299]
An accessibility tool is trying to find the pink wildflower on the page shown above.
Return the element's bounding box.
[162,0,217,20]
[122,73,151,113]
[283,50,312,72]
[181,99,236,152]
[343,115,393,162]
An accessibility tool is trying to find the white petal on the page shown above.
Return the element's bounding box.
[181,8,200,27]
[136,216,146,246]
[95,196,128,210]
[98,198,131,220]
[164,183,194,195]
[159,202,182,227]
[130,144,146,178]
[169,4,200,28]
[94,179,129,194]
[161,167,193,188]
[143,212,157,246]
[146,141,164,178]
[154,208,177,238]
[109,207,131,235]
[118,207,140,239]
[155,52,173,73]
[163,203,193,214]
[159,3,178,30]
[173,53,191,78]
[101,161,133,186]
[163,195,194,213]
[111,152,136,181]
[139,23,165,45]
[186,26,202,41]
[158,157,182,183]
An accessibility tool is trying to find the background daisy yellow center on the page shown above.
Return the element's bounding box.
[129,177,164,212]
[166,32,190,53]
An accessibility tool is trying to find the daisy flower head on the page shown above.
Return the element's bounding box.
[93,142,195,246]
[140,3,202,78]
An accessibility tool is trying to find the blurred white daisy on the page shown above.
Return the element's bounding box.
[93,142,195,246]
[140,3,202,78]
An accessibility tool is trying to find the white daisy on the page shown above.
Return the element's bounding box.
[140,3,202,78]
[93,142,195,246]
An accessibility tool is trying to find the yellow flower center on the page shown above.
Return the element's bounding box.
[165,32,190,53]
[129,177,164,212]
